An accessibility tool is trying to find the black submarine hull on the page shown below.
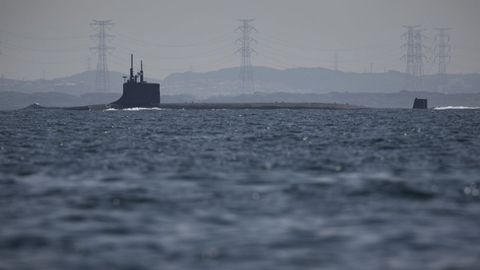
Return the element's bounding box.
[27,102,360,111]
[60,81,160,111]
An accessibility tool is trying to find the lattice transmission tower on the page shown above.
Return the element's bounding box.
[413,29,426,78]
[91,20,114,92]
[334,52,339,71]
[402,25,419,77]
[434,28,451,75]
[0,41,2,78]
[402,25,426,90]
[235,19,256,93]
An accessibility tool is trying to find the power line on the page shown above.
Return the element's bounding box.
[90,20,114,92]
[0,41,87,53]
[257,31,392,52]
[256,33,399,71]
[113,41,234,60]
[113,31,235,48]
[236,19,256,93]
[0,29,89,41]
[1,53,85,65]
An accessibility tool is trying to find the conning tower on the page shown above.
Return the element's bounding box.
[111,54,160,108]
[412,98,428,109]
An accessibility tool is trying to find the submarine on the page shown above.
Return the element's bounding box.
[25,54,360,111]
[112,54,160,108]
[412,98,428,109]
[57,54,160,111]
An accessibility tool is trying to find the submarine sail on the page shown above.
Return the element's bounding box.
[111,54,160,108]
[412,98,428,109]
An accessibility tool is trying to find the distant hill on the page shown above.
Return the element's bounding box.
[163,67,480,97]
[1,67,479,97]
[1,66,480,109]
[0,71,161,96]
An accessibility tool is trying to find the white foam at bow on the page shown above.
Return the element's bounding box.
[122,107,164,111]
[104,107,165,111]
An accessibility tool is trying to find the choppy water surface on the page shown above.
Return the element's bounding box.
[1,108,479,270]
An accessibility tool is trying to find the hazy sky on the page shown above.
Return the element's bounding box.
[1,0,479,79]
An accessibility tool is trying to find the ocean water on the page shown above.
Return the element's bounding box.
[0,108,479,270]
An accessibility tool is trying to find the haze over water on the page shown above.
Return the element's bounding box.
[1,108,479,269]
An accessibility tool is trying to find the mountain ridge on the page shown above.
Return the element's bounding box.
[2,67,480,97]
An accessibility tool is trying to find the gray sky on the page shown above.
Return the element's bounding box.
[1,0,479,80]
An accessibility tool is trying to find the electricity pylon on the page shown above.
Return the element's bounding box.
[91,20,114,92]
[334,52,339,71]
[413,28,426,78]
[402,25,419,77]
[434,28,451,74]
[235,19,256,93]
[402,25,427,90]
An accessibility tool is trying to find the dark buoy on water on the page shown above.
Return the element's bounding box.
[413,98,428,109]
[111,54,160,108]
